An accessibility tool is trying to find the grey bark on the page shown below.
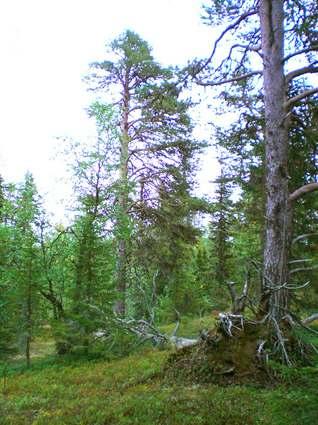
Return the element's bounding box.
[260,0,289,320]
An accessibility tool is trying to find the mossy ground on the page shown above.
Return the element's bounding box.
[1,318,318,425]
[166,318,318,387]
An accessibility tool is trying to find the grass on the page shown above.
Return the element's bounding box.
[1,317,318,425]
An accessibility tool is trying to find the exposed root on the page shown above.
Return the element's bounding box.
[256,339,268,363]
[165,312,316,386]
[218,313,244,336]
[271,317,292,367]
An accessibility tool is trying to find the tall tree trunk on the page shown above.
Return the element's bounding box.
[260,0,289,320]
[115,71,130,316]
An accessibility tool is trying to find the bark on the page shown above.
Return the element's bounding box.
[260,0,289,320]
[115,69,130,317]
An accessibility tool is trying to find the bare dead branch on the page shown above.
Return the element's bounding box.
[218,312,244,337]
[290,266,318,274]
[289,182,318,202]
[285,87,318,109]
[88,303,199,349]
[169,335,198,349]
[194,8,258,76]
[302,313,318,326]
[292,233,318,245]
[271,317,292,366]
[257,340,269,362]
[276,281,309,290]
[196,70,262,87]
[288,259,312,264]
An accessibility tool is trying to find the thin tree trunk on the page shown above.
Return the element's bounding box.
[115,70,130,317]
[260,0,289,320]
[26,268,32,368]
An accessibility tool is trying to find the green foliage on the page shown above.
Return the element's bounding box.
[2,26,318,422]
[0,173,44,365]
[87,30,205,318]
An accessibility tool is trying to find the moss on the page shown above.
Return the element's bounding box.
[1,347,318,425]
[1,316,318,424]
[165,320,316,386]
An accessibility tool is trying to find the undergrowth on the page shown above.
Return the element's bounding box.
[1,316,318,425]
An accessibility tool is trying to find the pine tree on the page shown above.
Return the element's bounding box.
[194,0,318,326]
[88,30,202,316]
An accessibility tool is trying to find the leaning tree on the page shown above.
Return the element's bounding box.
[179,0,318,367]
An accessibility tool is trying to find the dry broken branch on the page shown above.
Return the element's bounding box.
[302,313,318,326]
[292,233,318,245]
[218,312,244,337]
[290,266,318,275]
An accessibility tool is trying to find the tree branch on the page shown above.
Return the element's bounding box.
[290,266,318,274]
[285,87,318,109]
[196,70,262,87]
[289,182,318,202]
[292,233,318,245]
[230,43,262,54]
[302,313,318,326]
[193,8,258,76]
[284,45,318,62]
[285,64,318,83]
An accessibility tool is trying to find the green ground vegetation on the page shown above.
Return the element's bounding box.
[1,318,318,425]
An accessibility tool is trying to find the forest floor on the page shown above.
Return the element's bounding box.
[1,316,318,425]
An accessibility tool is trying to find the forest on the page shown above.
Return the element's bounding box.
[1,1,318,424]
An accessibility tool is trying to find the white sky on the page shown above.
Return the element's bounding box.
[0,0,218,222]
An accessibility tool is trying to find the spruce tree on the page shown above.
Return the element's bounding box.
[12,173,42,366]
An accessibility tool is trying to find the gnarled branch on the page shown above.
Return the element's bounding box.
[193,8,258,76]
[289,182,318,202]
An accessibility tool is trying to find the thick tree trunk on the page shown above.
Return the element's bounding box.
[115,71,130,317]
[260,0,289,320]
